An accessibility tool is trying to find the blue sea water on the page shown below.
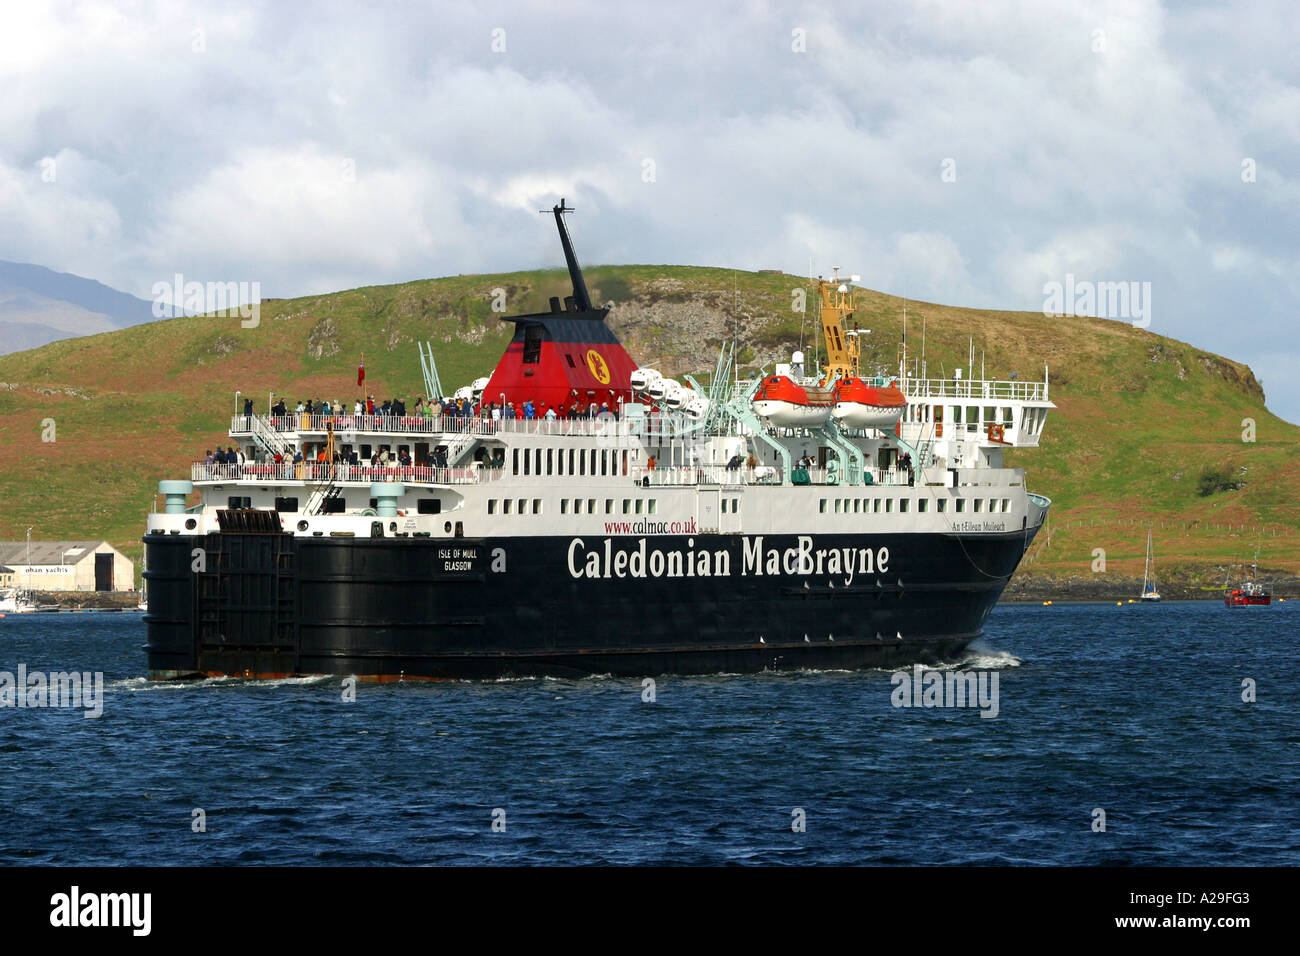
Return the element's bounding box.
[0,601,1296,866]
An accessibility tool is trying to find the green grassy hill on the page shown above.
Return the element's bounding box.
[1,264,1296,589]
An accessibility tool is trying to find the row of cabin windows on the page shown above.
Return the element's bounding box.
[512,446,632,477]
[905,404,1054,434]
[488,497,661,516]
[908,405,1015,426]
[487,498,545,516]
[227,497,439,515]
[818,497,1013,515]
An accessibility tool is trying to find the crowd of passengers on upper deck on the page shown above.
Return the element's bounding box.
[247,395,622,423]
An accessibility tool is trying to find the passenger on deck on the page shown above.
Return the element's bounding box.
[727,454,744,471]
[544,404,557,420]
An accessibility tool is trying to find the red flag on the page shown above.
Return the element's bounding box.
[357,359,365,387]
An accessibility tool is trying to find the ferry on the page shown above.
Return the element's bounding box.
[142,202,1055,680]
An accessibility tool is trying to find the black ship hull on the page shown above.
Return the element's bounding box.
[143,527,1037,680]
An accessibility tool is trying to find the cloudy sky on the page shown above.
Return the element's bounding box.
[2,1,1297,419]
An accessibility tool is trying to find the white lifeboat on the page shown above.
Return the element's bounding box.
[752,375,831,427]
[631,367,662,393]
[830,377,907,429]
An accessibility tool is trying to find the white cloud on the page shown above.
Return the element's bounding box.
[0,0,1295,417]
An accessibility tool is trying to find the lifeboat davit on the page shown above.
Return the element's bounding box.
[831,377,906,429]
[752,375,831,427]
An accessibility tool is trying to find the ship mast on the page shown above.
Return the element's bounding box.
[551,198,592,312]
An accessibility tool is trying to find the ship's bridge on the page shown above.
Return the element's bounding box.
[895,373,1054,470]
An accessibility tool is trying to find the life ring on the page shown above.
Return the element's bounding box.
[988,423,1005,442]
[935,423,943,438]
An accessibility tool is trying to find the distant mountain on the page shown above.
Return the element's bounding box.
[0,260,163,356]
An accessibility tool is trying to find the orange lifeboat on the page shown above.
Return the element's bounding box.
[830,377,906,429]
[752,375,832,427]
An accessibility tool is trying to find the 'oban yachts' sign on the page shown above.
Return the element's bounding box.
[567,536,889,583]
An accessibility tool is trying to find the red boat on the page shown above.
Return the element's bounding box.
[1225,582,1271,607]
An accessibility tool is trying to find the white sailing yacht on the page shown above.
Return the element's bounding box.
[1140,526,1161,602]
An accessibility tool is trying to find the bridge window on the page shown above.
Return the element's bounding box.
[523,325,543,364]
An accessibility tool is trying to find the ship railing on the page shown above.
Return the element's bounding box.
[192,462,481,485]
[631,464,916,487]
[229,413,714,440]
[901,378,1049,402]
